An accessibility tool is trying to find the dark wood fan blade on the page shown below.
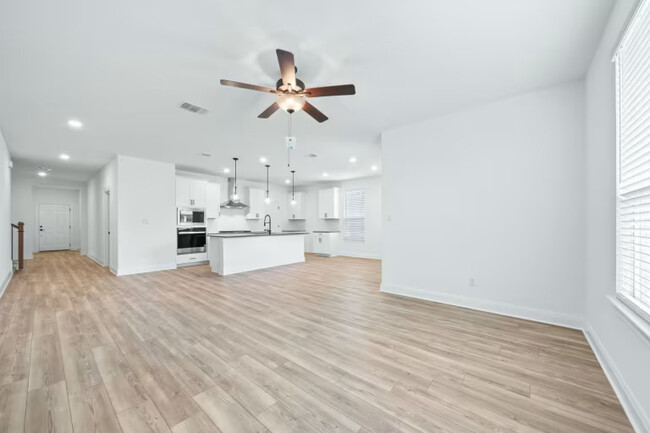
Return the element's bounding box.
[258,102,280,119]
[302,101,328,123]
[220,79,276,93]
[276,49,296,87]
[304,84,356,97]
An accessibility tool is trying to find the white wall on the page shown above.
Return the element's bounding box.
[116,155,176,276]
[86,157,118,271]
[381,81,586,328]
[298,177,382,259]
[584,0,650,430]
[0,129,12,295]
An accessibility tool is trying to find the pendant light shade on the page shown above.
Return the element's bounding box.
[290,170,296,206]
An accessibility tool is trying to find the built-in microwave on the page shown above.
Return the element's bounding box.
[178,207,206,226]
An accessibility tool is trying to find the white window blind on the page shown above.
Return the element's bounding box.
[615,0,650,322]
[343,189,365,241]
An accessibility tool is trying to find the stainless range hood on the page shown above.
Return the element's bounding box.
[221,177,249,209]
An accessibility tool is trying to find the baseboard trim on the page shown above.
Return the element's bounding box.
[583,324,650,433]
[337,252,381,260]
[380,283,583,329]
[0,268,12,300]
[87,254,105,267]
[116,262,177,276]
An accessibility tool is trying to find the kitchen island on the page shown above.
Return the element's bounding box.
[208,231,308,275]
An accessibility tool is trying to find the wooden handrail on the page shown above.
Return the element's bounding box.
[11,222,24,270]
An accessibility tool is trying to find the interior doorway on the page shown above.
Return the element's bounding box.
[38,204,71,251]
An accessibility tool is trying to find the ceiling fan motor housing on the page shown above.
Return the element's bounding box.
[276,78,306,92]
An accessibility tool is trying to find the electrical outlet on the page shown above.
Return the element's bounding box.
[469,278,476,287]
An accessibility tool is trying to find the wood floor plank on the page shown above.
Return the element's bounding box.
[68,382,122,433]
[25,380,73,433]
[28,334,65,392]
[0,251,635,433]
[194,384,270,433]
[171,411,222,433]
[234,355,361,433]
[0,380,27,433]
[92,344,148,412]
[117,399,171,433]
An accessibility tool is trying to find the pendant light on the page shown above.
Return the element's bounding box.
[232,157,240,201]
[264,164,271,204]
[290,170,296,206]
[220,157,249,209]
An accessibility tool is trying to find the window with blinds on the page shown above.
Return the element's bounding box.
[343,189,365,242]
[615,0,650,322]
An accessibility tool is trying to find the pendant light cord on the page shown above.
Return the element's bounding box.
[233,158,238,196]
[287,114,292,168]
[265,165,270,198]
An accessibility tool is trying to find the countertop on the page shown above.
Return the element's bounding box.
[207,231,309,238]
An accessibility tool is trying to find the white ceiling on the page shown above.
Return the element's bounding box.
[0,0,614,185]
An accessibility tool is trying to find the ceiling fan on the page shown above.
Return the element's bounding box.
[220,49,355,123]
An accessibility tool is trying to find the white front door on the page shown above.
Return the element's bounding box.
[39,204,71,251]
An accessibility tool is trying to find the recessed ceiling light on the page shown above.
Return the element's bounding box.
[322,172,329,177]
[59,154,70,160]
[371,165,378,171]
[67,119,83,130]
[37,171,47,177]
[223,168,230,174]
[285,179,291,184]
[349,157,357,163]
[259,156,267,163]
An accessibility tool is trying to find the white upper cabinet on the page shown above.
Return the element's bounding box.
[190,180,206,207]
[176,177,208,207]
[288,192,305,220]
[318,187,340,219]
[206,182,220,219]
[246,187,265,219]
[176,177,191,207]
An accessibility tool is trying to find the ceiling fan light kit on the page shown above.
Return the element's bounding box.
[220,48,356,123]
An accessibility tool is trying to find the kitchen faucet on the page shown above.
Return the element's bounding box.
[263,214,272,235]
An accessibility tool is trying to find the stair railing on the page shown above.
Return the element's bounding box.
[11,222,24,270]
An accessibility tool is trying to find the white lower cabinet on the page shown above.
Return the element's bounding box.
[312,232,339,257]
[176,252,208,266]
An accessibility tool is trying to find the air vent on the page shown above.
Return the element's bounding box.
[179,102,208,114]
[201,152,212,157]
[306,153,318,158]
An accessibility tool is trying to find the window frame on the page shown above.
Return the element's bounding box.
[614,0,650,325]
[342,189,366,242]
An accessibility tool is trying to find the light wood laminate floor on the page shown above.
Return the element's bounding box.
[0,251,633,432]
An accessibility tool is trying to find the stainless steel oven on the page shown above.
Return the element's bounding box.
[178,207,206,226]
[177,227,207,254]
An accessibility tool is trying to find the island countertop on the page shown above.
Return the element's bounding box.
[207,231,309,238]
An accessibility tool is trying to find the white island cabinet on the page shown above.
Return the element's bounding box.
[208,232,307,275]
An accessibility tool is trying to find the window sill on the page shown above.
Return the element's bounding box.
[608,295,650,344]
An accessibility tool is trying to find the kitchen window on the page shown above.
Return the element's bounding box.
[343,189,365,242]
[614,0,650,324]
